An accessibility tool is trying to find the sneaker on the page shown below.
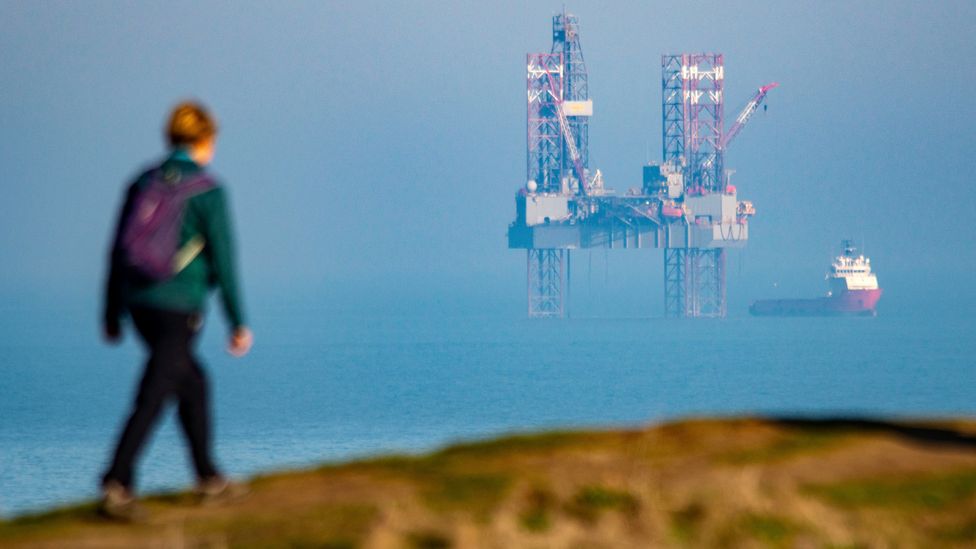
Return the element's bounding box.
[195,476,249,504]
[98,480,147,522]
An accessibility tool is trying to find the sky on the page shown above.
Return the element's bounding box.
[1,0,974,318]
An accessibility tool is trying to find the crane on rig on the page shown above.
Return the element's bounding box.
[721,82,778,150]
[556,100,591,195]
[699,82,778,173]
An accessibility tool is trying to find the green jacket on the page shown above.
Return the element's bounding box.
[104,150,246,330]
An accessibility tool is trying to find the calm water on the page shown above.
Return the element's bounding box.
[1,302,974,516]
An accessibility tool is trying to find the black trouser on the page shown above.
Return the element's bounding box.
[102,307,219,490]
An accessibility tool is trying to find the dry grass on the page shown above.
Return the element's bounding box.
[2,417,975,548]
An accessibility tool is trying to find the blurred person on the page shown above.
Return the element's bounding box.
[100,101,252,520]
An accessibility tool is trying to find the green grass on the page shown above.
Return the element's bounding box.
[565,485,639,523]
[721,431,848,464]
[292,540,357,549]
[0,503,104,542]
[406,530,452,548]
[806,468,976,510]
[316,431,597,479]
[519,508,550,533]
[196,503,378,549]
[338,447,514,520]
[936,517,976,542]
[670,501,705,542]
[518,487,556,533]
[739,513,799,545]
[421,473,512,519]
[6,419,976,548]
[434,431,596,458]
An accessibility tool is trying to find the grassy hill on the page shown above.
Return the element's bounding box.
[2,417,975,548]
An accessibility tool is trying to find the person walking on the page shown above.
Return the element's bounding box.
[101,101,252,520]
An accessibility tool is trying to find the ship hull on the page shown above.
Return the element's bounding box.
[749,289,882,317]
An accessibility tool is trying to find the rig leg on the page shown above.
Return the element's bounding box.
[528,249,566,318]
[664,248,726,318]
[664,248,686,318]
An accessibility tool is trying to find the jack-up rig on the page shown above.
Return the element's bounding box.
[508,11,777,318]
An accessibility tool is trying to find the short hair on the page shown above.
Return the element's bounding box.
[166,101,218,147]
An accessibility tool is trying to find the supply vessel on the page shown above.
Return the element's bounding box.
[749,241,882,316]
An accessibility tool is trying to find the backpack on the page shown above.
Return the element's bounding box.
[119,168,216,281]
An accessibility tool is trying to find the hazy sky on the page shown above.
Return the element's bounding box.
[2,1,973,316]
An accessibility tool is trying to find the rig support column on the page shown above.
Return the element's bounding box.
[664,248,686,318]
[528,249,567,318]
[665,248,727,318]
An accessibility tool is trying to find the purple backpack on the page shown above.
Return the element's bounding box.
[120,169,215,281]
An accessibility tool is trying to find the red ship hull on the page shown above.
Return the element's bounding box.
[749,289,882,317]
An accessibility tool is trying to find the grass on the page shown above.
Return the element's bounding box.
[721,430,849,464]
[518,487,556,533]
[336,441,516,520]
[3,417,976,548]
[434,430,595,457]
[193,503,378,549]
[291,540,357,549]
[421,473,512,519]
[714,513,802,548]
[738,513,800,545]
[0,503,98,531]
[670,501,705,543]
[565,485,639,523]
[936,517,976,542]
[406,530,452,548]
[806,468,976,510]
[0,503,107,543]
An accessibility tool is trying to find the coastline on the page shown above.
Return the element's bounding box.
[2,416,975,547]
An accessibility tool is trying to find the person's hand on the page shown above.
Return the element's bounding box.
[103,320,121,345]
[228,327,253,357]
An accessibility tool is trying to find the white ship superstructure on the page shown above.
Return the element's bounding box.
[828,241,879,294]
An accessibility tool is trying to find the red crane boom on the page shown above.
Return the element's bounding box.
[721,82,778,150]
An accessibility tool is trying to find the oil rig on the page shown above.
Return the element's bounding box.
[508,11,776,318]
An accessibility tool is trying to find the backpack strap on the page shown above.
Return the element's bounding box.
[169,174,216,274]
[138,168,215,195]
[172,234,207,274]
[175,173,217,197]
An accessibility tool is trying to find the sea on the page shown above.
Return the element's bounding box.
[2,293,974,517]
